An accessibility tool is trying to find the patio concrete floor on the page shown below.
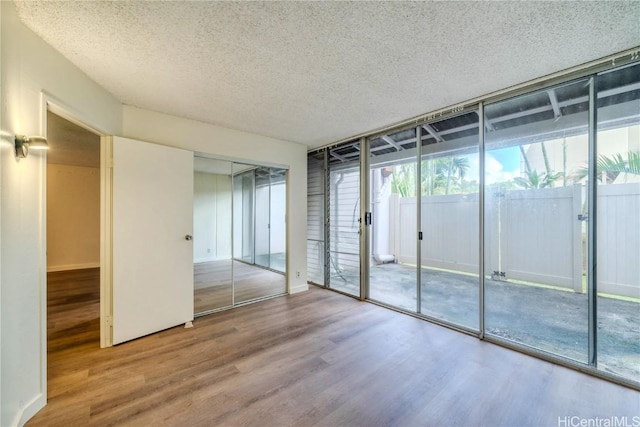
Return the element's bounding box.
[329,262,640,383]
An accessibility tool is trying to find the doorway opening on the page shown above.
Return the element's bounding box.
[46,110,101,392]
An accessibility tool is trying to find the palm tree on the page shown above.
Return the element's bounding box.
[444,156,470,195]
[514,169,563,189]
[390,156,471,196]
[572,151,640,183]
[390,163,416,197]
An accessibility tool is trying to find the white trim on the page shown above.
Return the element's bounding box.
[37,95,49,422]
[100,136,113,348]
[194,151,289,171]
[194,256,229,263]
[289,284,309,294]
[36,93,110,427]
[41,91,107,136]
[15,393,46,427]
[47,262,100,272]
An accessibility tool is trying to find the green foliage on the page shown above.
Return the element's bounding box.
[390,156,473,197]
[390,163,416,197]
[513,169,563,189]
[572,151,640,183]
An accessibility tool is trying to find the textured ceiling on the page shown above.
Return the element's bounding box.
[15,1,640,148]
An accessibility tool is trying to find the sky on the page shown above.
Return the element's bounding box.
[465,146,522,185]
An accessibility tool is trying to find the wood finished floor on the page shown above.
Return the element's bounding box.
[30,269,639,426]
[194,260,286,313]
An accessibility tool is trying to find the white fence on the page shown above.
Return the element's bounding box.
[389,183,640,298]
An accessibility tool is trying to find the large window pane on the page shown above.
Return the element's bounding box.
[328,141,360,297]
[420,111,479,329]
[596,63,640,382]
[307,152,326,285]
[484,78,590,362]
[369,128,417,311]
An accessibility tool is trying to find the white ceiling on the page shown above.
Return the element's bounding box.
[15,1,640,148]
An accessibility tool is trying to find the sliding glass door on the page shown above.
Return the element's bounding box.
[368,128,417,310]
[483,78,591,362]
[595,62,640,382]
[420,111,480,329]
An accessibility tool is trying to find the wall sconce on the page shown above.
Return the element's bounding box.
[15,135,49,158]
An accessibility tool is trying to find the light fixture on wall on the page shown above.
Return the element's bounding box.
[15,135,49,158]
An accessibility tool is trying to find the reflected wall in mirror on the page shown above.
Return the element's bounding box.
[193,157,233,314]
[233,163,287,305]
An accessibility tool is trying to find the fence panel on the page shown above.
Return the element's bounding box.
[502,186,582,291]
[598,182,640,298]
[390,183,638,298]
[393,194,478,274]
[422,194,479,274]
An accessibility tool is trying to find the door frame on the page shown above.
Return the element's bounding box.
[39,92,109,407]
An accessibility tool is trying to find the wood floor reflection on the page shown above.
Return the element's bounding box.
[194,260,286,313]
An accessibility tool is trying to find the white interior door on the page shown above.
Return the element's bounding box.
[111,136,193,345]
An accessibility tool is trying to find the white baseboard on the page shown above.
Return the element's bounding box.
[289,283,309,294]
[15,392,46,427]
[47,262,100,272]
[194,256,231,263]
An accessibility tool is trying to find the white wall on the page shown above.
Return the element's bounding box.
[193,172,232,263]
[123,106,308,293]
[1,3,307,424]
[0,2,122,426]
[47,164,100,271]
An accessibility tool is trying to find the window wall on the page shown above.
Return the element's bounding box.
[307,58,640,387]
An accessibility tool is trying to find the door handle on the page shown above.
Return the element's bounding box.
[185,234,193,241]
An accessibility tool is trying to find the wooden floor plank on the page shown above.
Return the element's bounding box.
[194,260,286,313]
[28,269,640,426]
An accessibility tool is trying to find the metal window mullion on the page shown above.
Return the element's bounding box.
[478,104,486,339]
[231,165,236,307]
[588,76,598,367]
[323,150,331,288]
[267,169,272,269]
[360,137,369,301]
[416,126,422,314]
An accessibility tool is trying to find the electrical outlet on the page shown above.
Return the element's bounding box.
[296,271,300,278]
